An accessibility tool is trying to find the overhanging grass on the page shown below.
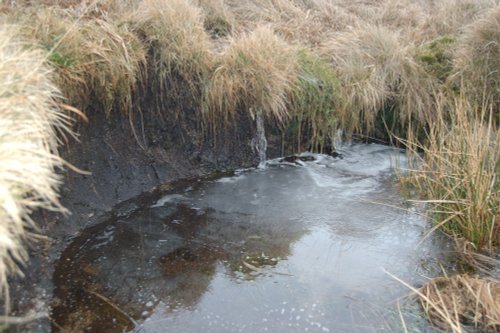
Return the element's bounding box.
[454,6,500,121]
[287,50,342,152]
[323,25,436,136]
[129,0,213,109]
[203,26,298,129]
[20,7,147,116]
[0,25,72,304]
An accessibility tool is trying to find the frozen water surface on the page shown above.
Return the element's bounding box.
[51,144,454,332]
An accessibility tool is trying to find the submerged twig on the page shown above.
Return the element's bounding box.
[84,289,138,327]
[0,312,48,325]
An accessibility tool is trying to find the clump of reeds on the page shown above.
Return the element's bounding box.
[287,49,342,152]
[418,274,500,332]
[0,25,72,303]
[403,96,499,253]
[19,7,146,116]
[204,26,298,127]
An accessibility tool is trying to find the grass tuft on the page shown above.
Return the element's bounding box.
[324,25,436,136]
[195,0,235,38]
[422,0,498,38]
[129,0,212,106]
[0,25,72,303]
[20,7,147,116]
[455,6,500,119]
[287,49,342,152]
[417,35,456,83]
[204,26,298,128]
[402,96,499,253]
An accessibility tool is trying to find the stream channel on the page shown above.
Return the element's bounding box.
[51,143,456,332]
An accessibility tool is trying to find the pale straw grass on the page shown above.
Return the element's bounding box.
[204,26,298,129]
[0,25,72,305]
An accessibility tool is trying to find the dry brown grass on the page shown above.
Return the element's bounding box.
[0,25,72,304]
[421,0,499,39]
[129,0,212,104]
[195,0,236,39]
[18,7,146,116]
[454,5,500,115]
[402,96,499,253]
[204,26,298,127]
[419,274,500,332]
[322,25,436,135]
[225,0,306,30]
[5,0,137,13]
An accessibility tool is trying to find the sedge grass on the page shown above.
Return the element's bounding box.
[402,96,499,253]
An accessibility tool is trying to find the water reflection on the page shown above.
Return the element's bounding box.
[52,200,304,332]
[51,144,454,332]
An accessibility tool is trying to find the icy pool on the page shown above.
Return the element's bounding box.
[51,144,454,332]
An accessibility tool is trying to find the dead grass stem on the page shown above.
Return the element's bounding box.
[419,274,500,332]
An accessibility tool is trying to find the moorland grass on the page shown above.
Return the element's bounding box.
[455,6,500,119]
[204,26,298,127]
[403,96,499,253]
[323,25,436,136]
[20,7,146,116]
[0,0,498,312]
[129,0,213,107]
[0,25,72,305]
[288,50,342,152]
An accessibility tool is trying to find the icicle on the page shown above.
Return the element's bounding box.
[252,108,268,168]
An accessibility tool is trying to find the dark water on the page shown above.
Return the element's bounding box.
[51,144,455,332]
